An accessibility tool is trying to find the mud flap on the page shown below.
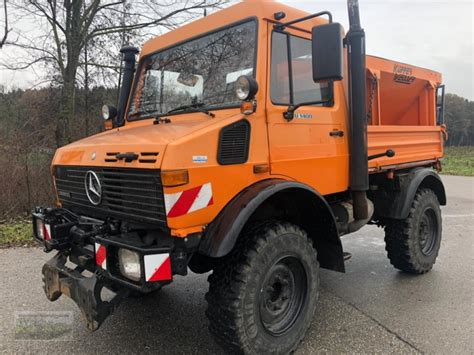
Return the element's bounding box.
[42,253,129,331]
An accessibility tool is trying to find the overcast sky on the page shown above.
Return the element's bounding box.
[0,0,473,99]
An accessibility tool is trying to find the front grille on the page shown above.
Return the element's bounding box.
[54,166,167,226]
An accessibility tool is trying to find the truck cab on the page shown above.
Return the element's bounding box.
[33,1,446,353]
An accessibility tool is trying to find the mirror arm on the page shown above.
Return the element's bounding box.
[283,104,301,121]
[274,10,332,31]
[283,96,333,121]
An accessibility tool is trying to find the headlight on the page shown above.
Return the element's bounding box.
[101,105,117,121]
[119,248,141,282]
[235,75,259,101]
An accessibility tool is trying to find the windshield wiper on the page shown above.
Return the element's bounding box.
[166,102,215,118]
[129,109,159,119]
[167,102,204,113]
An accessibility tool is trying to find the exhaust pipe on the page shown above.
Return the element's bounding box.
[346,0,369,220]
[116,45,139,127]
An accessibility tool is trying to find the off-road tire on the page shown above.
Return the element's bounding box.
[205,221,320,354]
[385,189,442,274]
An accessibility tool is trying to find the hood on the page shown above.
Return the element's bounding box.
[53,116,216,169]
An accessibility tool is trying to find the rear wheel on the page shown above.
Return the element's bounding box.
[205,221,320,354]
[385,189,442,274]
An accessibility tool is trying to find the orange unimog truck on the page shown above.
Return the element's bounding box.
[32,0,447,353]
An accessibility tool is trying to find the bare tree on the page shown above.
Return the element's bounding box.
[0,0,9,48]
[2,0,225,146]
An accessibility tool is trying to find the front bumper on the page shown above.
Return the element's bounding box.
[42,252,129,331]
[33,206,196,330]
[33,207,177,290]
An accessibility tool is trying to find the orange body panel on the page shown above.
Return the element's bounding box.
[365,56,443,169]
[52,0,443,238]
[265,21,350,196]
[368,126,443,171]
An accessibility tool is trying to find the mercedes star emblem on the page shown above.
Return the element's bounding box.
[84,171,102,205]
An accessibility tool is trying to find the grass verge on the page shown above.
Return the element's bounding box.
[442,146,474,176]
[0,219,36,248]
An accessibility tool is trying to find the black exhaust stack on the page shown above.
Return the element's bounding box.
[346,0,369,220]
[117,45,139,126]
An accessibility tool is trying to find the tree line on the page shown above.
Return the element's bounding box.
[444,94,474,146]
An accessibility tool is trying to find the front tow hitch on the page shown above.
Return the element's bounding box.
[42,253,129,331]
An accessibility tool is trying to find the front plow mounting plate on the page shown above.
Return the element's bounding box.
[42,253,129,331]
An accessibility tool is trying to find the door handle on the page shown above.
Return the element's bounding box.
[329,130,344,137]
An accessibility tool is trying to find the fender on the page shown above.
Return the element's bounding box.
[373,168,446,220]
[199,179,345,272]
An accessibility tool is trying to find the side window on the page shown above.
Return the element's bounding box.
[270,32,290,104]
[270,31,332,106]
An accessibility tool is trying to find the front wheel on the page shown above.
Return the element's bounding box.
[205,221,320,354]
[385,189,442,274]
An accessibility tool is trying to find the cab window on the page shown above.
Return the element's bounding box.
[270,31,332,105]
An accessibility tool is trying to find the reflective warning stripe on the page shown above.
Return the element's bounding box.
[164,183,213,218]
[43,223,51,241]
[95,243,107,270]
[144,254,172,282]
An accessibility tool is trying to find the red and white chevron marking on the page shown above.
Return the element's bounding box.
[95,243,107,270]
[144,253,172,282]
[42,223,51,241]
[164,183,214,218]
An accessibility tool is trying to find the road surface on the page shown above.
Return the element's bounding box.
[1,175,473,354]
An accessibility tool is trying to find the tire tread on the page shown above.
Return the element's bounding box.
[384,189,441,274]
[205,220,318,354]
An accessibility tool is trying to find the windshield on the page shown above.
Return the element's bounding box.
[129,20,257,120]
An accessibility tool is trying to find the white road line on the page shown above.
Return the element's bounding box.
[443,214,474,218]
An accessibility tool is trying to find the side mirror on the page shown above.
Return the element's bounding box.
[312,23,344,82]
[102,105,117,130]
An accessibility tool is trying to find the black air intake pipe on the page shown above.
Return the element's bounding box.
[117,45,139,127]
[346,0,369,220]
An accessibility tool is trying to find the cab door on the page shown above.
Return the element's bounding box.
[266,23,349,195]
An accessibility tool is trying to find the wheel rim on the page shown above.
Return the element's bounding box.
[418,207,439,256]
[259,256,307,336]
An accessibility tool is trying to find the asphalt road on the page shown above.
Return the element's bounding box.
[1,175,473,354]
